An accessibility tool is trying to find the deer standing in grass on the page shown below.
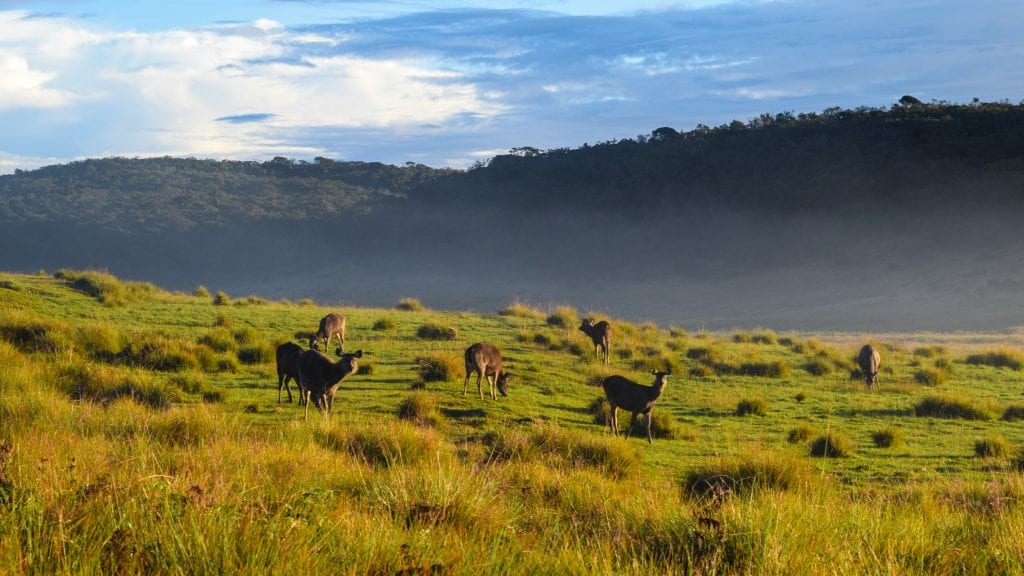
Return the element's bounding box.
[578,318,611,364]
[602,369,671,443]
[858,344,881,389]
[296,348,363,421]
[464,343,510,400]
[275,341,303,403]
[310,312,346,353]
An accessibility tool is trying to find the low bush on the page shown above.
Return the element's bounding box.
[803,358,832,376]
[683,452,815,498]
[498,302,546,320]
[914,368,949,386]
[739,361,789,378]
[965,350,1024,371]
[975,434,1013,458]
[192,285,211,298]
[1002,404,1024,421]
[416,322,457,341]
[545,306,578,329]
[396,298,425,312]
[54,269,155,306]
[788,423,816,444]
[167,372,208,395]
[372,318,396,332]
[736,398,768,416]
[197,328,237,353]
[212,291,231,306]
[416,353,462,382]
[914,395,994,420]
[810,432,854,458]
[319,423,440,467]
[237,343,274,365]
[872,427,903,448]
[396,392,440,427]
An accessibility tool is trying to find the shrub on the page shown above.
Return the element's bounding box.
[803,358,832,376]
[975,435,1012,458]
[356,363,374,376]
[683,452,814,498]
[965,350,1024,371]
[686,346,719,363]
[914,368,948,386]
[872,427,903,448]
[498,302,546,320]
[416,322,457,340]
[396,392,440,427]
[739,361,789,378]
[689,364,716,379]
[545,306,579,329]
[192,285,211,298]
[168,372,208,395]
[736,398,768,416]
[372,318,396,332]
[213,291,231,306]
[794,391,808,402]
[914,395,994,420]
[788,423,816,444]
[416,353,462,382]
[77,324,125,360]
[396,298,425,312]
[1002,404,1024,421]
[197,329,237,353]
[54,269,155,306]
[810,432,854,458]
[237,343,274,365]
[587,397,611,426]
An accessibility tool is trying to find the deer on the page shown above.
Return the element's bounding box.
[275,341,304,403]
[296,348,363,421]
[309,312,346,353]
[463,342,510,400]
[602,369,671,443]
[857,344,881,389]
[578,318,611,364]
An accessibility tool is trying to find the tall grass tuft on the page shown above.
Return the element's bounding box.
[810,431,854,457]
[192,285,211,298]
[914,368,949,386]
[372,317,396,332]
[498,301,546,320]
[872,427,903,448]
[213,291,232,306]
[683,451,816,498]
[975,434,1013,458]
[914,395,995,420]
[738,360,789,378]
[416,322,457,340]
[54,268,156,306]
[397,392,441,427]
[0,312,72,354]
[965,349,1024,370]
[416,353,462,382]
[803,358,832,376]
[545,306,579,328]
[736,398,768,416]
[1002,404,1024,421]
[396,297,426,311]
[319,422,441,467]
[486,423,640,479]
[788,423,816,444]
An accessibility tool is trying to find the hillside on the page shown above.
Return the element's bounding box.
[2,100,1024,330]
[3,270,1024,573]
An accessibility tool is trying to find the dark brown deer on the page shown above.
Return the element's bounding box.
[275,341,303,403]
[296,348,363,421]
[578,318,611,364]
[857,344,881,389]
[602,369,671,443]
[310,312,346,353]
[463,342,510,400]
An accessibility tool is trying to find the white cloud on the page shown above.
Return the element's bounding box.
[0,53,74,109]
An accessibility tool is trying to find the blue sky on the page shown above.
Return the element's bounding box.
[1,0,1022,173]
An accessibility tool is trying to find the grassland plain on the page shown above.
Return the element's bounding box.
[2,270,1024,574]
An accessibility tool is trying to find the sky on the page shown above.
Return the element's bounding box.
[1,0,1022,173]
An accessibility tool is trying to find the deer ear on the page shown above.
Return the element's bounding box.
[353,350,363,358]
[666,369,672,376]
[651,368,657,375]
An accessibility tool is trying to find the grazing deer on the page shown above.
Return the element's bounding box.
[857,344,881,389]
[310,312,346,353]
[602,369,671,443]
[578,318,611,364]
[275,341,304,403]
[296,348,363,421]
[464,342,510,400]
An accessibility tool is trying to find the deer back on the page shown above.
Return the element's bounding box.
[276,342,303,379]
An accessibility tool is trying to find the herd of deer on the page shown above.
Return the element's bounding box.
[275,312,883,443]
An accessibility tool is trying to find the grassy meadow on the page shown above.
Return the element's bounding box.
[2,270,1024,574]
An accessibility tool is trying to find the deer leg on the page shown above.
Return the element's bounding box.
[487,374,496,400]
[303,390,310,420]
[477,372,485,399]
[463,371,471,396]
[645,412,653,444]
[278,373,284,403]
[626,412,640,439]
[608,406,617,436]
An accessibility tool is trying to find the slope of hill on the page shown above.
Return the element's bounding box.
[1,100,1023,330]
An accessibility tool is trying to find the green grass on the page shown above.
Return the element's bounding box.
[5,270,1024,574]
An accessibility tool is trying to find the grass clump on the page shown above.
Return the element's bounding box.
[736,398,768,416]
[319,423,440,467]
[396,297,425,312]
[913,345,948,358]
[237,343,274,365]
[788,423,816,444]
[872,427,903,448]
[212,291,231,306]
[416,322,457,341]
[739,360,790,378]
[192,285,211,298]
[197,328,237,353]
[965,349,1024,370]
[397,392,441,427]
[0,312,72,354]
[372,317,396,332]
[914,395,995,421]
[751,330,777,345]
[167,372,208,395]
[683,451,815,498]
[810,431,854,458]
[975,434,1013,458]
[54,269,155,306]
[803,357,832,376]
[1001,404,1024,421]
[490,423,640,479]
[416,353,462,382]
[498,301,546,320]
[914,367,949,386]
[545,306,578,328]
